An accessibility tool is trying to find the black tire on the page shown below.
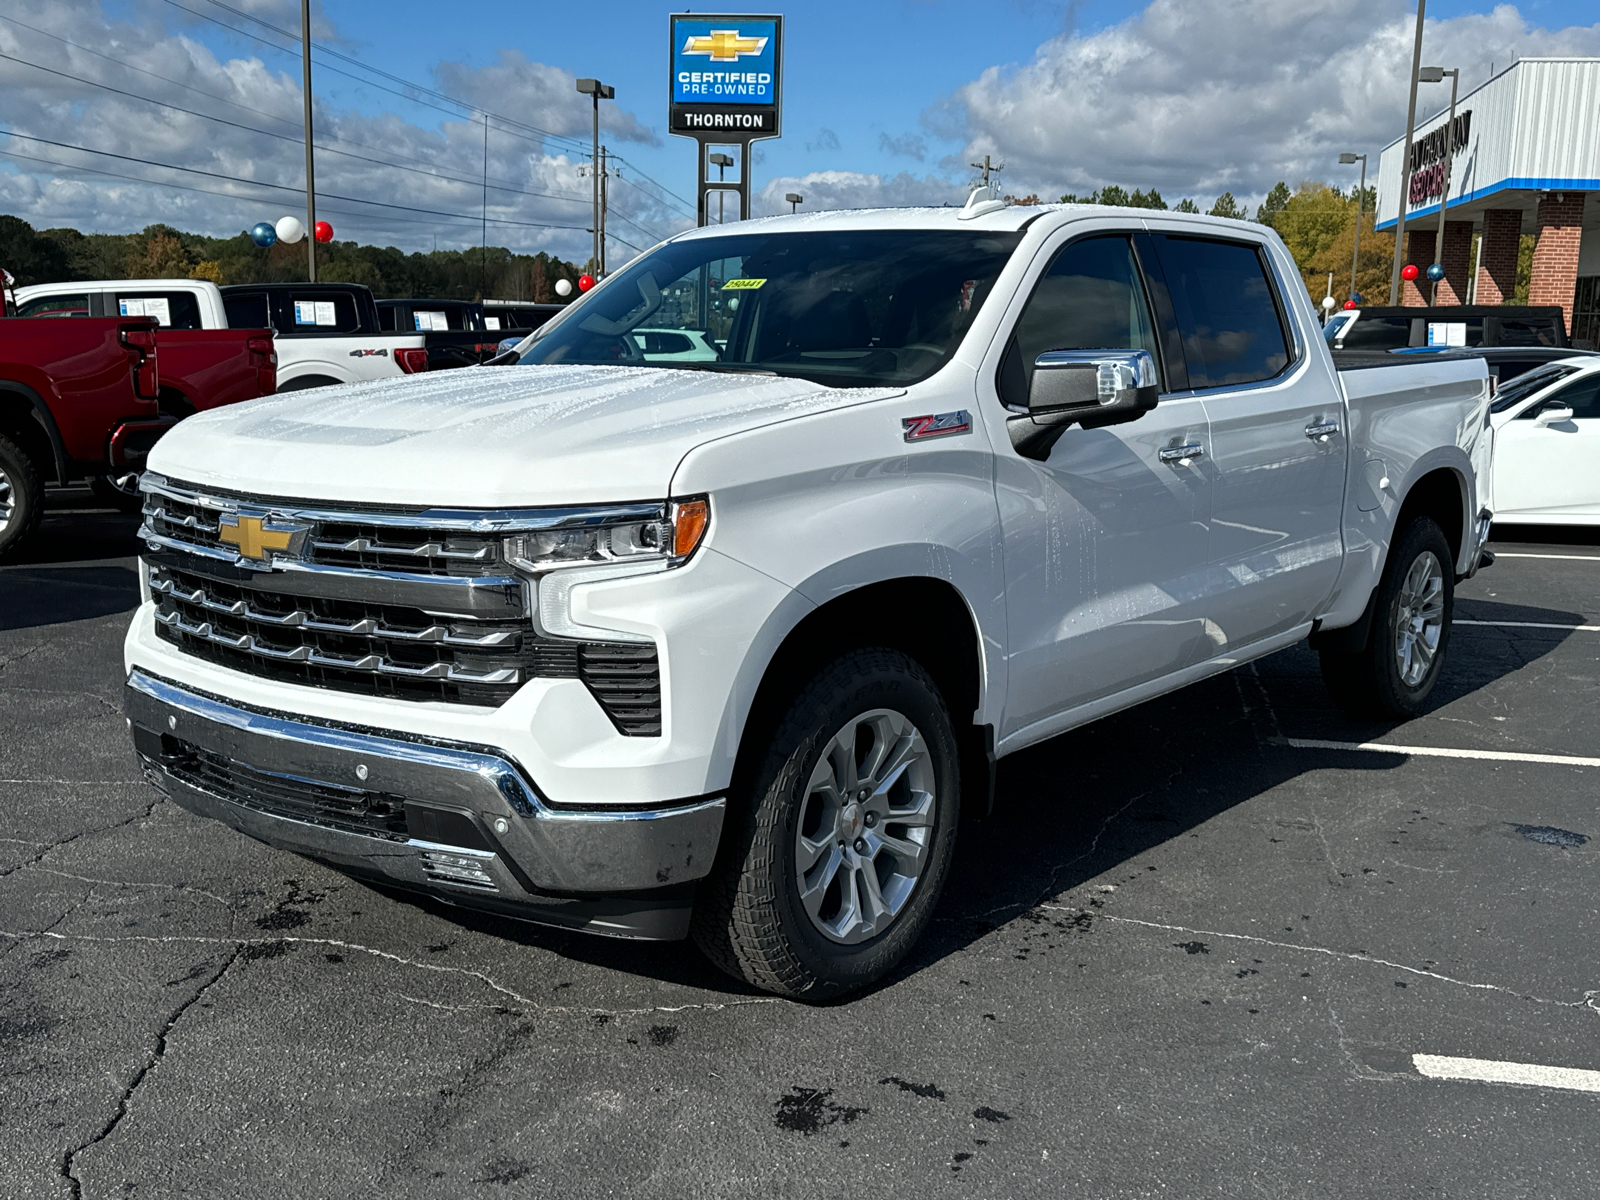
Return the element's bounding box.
[1319,516,1455,719]
[692,648,961,1000]
[90,473,145,513]
[0,432,44,560]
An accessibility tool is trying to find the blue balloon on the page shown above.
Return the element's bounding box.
[1426,262,1445,282]
[250,222,278,248]
[1349,291,1364,305]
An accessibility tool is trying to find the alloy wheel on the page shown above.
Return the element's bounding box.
[793,707,936,945]
[1394,550,1445,687]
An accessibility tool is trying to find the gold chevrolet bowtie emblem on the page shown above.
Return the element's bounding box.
[682,29,768,62]
[218,514,296,560]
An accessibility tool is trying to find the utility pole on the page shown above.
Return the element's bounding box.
[970,154,1002,188]
[1388,0,1427,305]
[300,0,316,282]
[575,78,613,277]
[481,114,489,299]
[1340,152,1367,302]
[1430,67,1460,305]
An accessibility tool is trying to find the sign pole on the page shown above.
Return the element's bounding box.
[1389,0,1426,305]
[301,0,316,283]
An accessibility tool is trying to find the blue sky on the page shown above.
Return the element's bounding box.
[5,0,1599,261]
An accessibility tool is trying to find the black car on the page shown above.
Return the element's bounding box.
[1324,304,1570,353]
[375,299,505,370]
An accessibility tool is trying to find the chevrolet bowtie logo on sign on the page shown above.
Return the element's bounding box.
[682,30,769,62]
[219,514,306,561]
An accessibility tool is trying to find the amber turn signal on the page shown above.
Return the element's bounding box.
[671,498,710,558]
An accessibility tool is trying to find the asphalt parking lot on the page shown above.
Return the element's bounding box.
[3,489,1598,1199]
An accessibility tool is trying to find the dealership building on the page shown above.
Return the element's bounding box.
[1375,57,1600,345]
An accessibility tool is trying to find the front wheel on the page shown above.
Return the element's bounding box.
[0,433,44,560]
[90,473,144,513]
[1320,516,1454,719]
[692,649,961,999]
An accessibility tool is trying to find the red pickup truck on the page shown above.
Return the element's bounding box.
[0,316,275,556]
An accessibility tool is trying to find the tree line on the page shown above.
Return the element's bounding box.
[0,215,584,301]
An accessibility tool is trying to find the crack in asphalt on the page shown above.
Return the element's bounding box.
[0,796,162,881]
[59,945,241,1199]
[0,928,778,1020]
[1068,910,1600,1013]
[22,866,233,910]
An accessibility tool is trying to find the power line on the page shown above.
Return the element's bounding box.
[0,12,585,197]
[1,130,593,232]
[1,51,597,211]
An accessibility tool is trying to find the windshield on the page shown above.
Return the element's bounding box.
[517,229,1023,387]
[1490,362,1580,412]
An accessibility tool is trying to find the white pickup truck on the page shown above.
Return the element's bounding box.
[12,278,424,393]
[123,200,1491,998]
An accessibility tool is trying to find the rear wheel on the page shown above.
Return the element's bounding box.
[1320,516,1454,718]
[692,648,961,999]
[0,433,44,560]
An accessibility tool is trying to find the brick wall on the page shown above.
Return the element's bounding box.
[1475,209,1522,305]
[1529,192,1586,335]
[1435,220,1474,304]
[1403,228,1436,306]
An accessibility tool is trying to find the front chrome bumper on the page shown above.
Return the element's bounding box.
[125,671,724,939]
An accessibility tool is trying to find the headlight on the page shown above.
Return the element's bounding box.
[503,498,709,574]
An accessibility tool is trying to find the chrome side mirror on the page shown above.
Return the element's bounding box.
[1535,403,1574,426]
[1008,349,1161,460]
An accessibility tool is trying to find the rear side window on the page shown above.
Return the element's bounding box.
[113,291,203,329]
[1157,237,1291,388]
[998,235,1161,407]
[284,293,361,334]
[17,293,90,318]
[223,292,269,329]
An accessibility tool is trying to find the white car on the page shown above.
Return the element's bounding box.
[1488,356,1600,525]
[630,327,721,362]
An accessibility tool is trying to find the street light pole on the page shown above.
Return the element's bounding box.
[709,152,733,223]
[300,0,316,282]
[1340,152,1367,302]
[1388,0,1427,305]
[575,78,613,277]
[1430,67,1460,305]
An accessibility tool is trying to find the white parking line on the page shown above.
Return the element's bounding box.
[1413,1054,1600,1094]
[1456,620,1600,632]
[1491,552,1600,562]
[1283,738,1600,768]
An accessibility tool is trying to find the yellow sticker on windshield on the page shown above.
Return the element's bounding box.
[722,277,766,290]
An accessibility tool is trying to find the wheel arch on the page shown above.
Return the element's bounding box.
[1395,461,1469,574]
[0,379,68,483]
[726,573,995,821]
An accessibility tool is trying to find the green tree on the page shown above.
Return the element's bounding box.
[1175,198,1200,213]
[0,216,70,287]
[1255,181,1291,224]
[1208,192,1246,220]
[1057,185,1167,209]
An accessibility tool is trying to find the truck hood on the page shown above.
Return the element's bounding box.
[148,364,903,507]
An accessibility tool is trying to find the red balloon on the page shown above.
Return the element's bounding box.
[1400,263,1419,281]
[314,221,334,243]
[1343,299,1358,309]
[577,274,595,292]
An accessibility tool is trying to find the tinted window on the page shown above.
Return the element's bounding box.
[1158,238,1291,387]
[1495,318,1560,348]
[223,292,269,329]
[641,331,694,354]
[113,291,202,329]
[519,230,1021,387]
[1520,373,1600,420]
[998,235,1159,407]
[1490,363,1578,412]
[17,293,90,318]
[1338,315,1415,352]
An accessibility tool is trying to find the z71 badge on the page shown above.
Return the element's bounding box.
[902,410,972,442]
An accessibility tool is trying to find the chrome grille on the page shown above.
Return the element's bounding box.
[141,476,663,731]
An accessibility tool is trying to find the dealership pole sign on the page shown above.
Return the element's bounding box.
[669,14,784,226]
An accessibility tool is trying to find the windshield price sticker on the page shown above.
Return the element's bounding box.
[723,278,766,290]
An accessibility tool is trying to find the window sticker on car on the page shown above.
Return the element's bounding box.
[414,310,448,331]
[958,279,977,312]
[119,297,172,325]
[293,301,316,325]
[723,278,766,290]
[315,301,337,326]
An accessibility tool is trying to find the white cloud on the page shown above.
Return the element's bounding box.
[878,132,928,162]
[0,0,687,258]
[753,170,967,217]
[938,0,1600,204]
[805,127,841,153]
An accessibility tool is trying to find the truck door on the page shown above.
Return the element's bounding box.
[1151,233,1346,649]
[992,232,1214,739]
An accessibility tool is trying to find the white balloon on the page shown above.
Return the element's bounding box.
[555,278,574,297]
[275,216,305,244]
